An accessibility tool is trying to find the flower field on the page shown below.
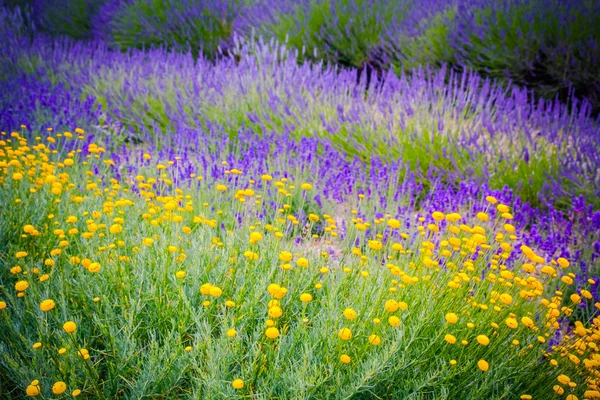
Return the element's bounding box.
[1,1,600,399]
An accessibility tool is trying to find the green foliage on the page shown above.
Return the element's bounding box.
[107,0,235,59]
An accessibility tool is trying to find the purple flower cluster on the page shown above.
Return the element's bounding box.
[1,9,599,291]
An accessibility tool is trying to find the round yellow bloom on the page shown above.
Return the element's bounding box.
[0,301,6,310]
[505,317,518,329]
[499,293,513,305]
[52,381,67,395]
[15,280,29,291]
[388,316,401,327]
[175,270,186,279]
[521,316,534,328]
[343,308,357,320]
[63,321,77,333]
[384,299,399,312]
[520,395,532,399]
[297,257,309,267]
[476,212,489,221]
[72,389,81,397]
[432,211,445,221]
[368,335,381,345]
[485,196,498,204]
[12,172,23,180]
[40,299,55,312]
[338,328,352,340]
[209,286,222,297]
[88,262,101,273]
[300,293,313,303]
[340,354,351,364]
[226,329,237,337]
[249,232,263,244]
[476,335,490,346]
[232,379,244,389]
[450,360,457,366]
[268,306,283,318]
[445,313,458,324]
[26,382,40,397]
[387,218,401,229]
[301,183,313,190]
[265,327,279,339]
[444,334,457,344]
[477,359,489,371]
[279,251,293,262]
[200,283,212,295]
[557,257,570,268]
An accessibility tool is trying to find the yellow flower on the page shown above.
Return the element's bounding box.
[232,379,244,389]
[175,270,186,279]
[388,316,401,327]
[445,313,458,324]
[63,321,77,333]
[268,306,283,318]
[368,335,381,345]
[340,354,351,364]
[557,257,570,268]
[450,360,457,366]
[476,335,490,346]
[88,262,101,273]
[338,328,352,340]
[261,174,273,181]
[249,232,263,244]
[297,257,309,267]
[14,280,29,291]
[343,308,357,320]
[15,251,28,258]
[300,293,313,303]
[384,299,399,312]
[477,359,489,372]
[387,218,401,229]
[485,196,498,204]
[216,184,227,191]
[444,334,457,344]
[0,301,6,310]
[301,183,313,190]
[276,251,293,265]
[142,238,154,246]
[505,317,518,329]
[265,327,279,339]
[521,316,534,328]
[476,212,489,221]
[12,172,23,180]
[499,293,513,304]
[40,299,55,312]
[209,286,222,297]
[226,329,237,337]
[26,381,40,397]
[72,389,82,397]
[431,211,445,221]
[52,381,67,395]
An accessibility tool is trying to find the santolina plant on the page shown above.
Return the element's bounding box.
[0,127,599,398]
